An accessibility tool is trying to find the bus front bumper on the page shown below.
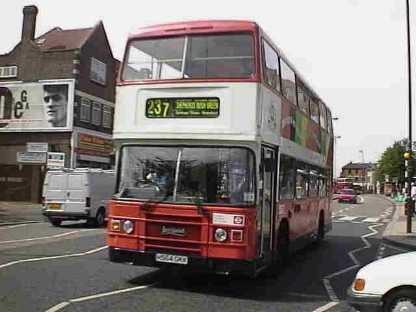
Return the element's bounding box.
[108,247,257,276]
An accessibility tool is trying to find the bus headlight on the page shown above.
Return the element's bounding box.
[214,228,227,242]
[122,220,134,234]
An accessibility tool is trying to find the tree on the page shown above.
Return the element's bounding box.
[376,139,416,183]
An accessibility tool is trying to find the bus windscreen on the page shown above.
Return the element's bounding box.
[117,146,255,205]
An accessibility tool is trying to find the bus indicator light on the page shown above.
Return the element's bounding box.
[111,219,121,232]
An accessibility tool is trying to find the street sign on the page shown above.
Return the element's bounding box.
[17,152,47,163]
[47,152,65,169]
[27,142,48,153]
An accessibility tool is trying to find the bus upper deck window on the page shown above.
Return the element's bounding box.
[122,33,254,81]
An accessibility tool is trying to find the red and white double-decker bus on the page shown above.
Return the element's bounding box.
[107,20,334,277]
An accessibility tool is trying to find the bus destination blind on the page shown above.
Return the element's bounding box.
[145,97,220,118]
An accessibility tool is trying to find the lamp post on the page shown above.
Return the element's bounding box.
[359,150,365,163]
[359,150,365,191]
[332,116,340,181]
[405,0,413,233]
[334,135,341,179]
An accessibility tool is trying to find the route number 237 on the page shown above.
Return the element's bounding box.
[146,99,170,117]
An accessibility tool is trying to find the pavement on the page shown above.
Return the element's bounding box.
[382,197,416,250]
[0,201,43,226]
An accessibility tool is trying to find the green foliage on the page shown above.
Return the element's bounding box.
[376,139,416,183]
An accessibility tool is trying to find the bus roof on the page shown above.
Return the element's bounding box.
[128,20,258,40]
[125,20,331,113]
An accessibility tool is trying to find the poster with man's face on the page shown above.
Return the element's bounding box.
[0,80,74,131]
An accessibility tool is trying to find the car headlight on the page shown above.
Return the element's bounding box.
[214,228,227,242]
[122,220,134,234]
[353,278,365,291]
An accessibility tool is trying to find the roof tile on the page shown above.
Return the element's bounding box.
[35,27,93,51]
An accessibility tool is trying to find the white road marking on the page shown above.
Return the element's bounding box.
[0,221,42,228]
[0,231,79,244]
[45,283,156,312]
[0,246,108,270]
[362,217,380,223]
[376,244,386,259]
[382,242,409,253]
[311,301,339,312]
[45,302,70,312]
[0,229,100,244]
[337,216,359,221]
[0,222,45,229]
[322,223,383,303]
[285,292,327,299]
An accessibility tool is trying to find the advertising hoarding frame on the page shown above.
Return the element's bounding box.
[0,79,75,132]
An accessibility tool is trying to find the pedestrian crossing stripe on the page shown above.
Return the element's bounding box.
[362,217,379,223]
[337,216,364,221]
[332,215,391,223]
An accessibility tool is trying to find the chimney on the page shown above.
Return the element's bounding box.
[21,5,38,42]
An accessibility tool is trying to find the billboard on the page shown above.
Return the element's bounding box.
[0,79,74,131]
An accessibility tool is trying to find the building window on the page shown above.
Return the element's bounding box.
[102,105,112,128]
[280,59,296,105]
[262,40,280,92]
[92,102,102,126]
[80,98,91,122]
[0,66,18,78]
[90,57,107,85]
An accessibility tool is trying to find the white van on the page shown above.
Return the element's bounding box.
[42,168,116,227]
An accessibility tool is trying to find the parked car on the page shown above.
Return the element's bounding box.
[347,251,416,312]
[338,188,358,204]
[42,168,116,227]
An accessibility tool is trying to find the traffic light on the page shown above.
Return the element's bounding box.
[404,151,412,160]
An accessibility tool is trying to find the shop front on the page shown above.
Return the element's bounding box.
[0,134,71,202]
[73,128,113,169]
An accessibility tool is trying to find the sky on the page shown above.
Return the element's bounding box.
[1,0,415,176]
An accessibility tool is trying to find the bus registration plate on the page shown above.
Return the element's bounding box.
[155,253,188,265]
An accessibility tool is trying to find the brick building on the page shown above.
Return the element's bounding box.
[340,162,376,192]
[0,5,118,202]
